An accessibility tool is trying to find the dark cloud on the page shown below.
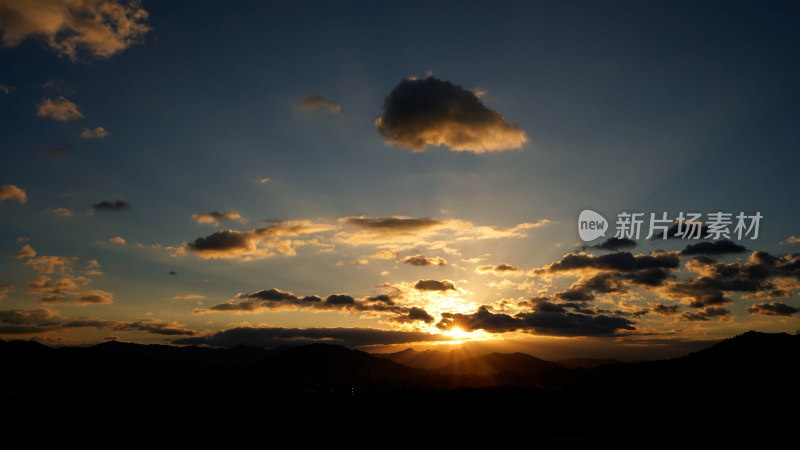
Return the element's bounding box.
[111,319,195,336]
[341,216,443,232]
[436,306,635,337]
[390,307,435,324]
[682,240,747,256]
[172,326,451,348]
[92,200,131,211]
[476,263,521,275]
[375,76,527,153]
[532,251,680,274]
[0,309,191,336]
[679,306,730,322]
[402,254,447,266]
[585,237,637,251]
[670,251,800,308]
[169,271,177,276]
[185,220,332,260]
[652,304,680,316]
[747,302,798,316]
[554,289,595,302]
[197,288,408,317]
[414,279,456,291]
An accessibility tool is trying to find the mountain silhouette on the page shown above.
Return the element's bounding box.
[1,331,797,442]
[433,352,561,376]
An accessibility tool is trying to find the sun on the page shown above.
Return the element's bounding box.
[445,326,469,339]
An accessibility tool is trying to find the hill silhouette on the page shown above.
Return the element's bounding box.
[1,331,797,442]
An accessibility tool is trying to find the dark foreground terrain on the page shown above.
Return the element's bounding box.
[1,331,797,441]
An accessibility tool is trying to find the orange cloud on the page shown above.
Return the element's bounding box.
[36,97,83,120]
[0,0,151,60]
[0,184,28,204]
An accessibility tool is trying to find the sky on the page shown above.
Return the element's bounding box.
[1,0,799,359]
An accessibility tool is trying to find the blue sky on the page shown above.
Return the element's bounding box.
[1,1,799,357]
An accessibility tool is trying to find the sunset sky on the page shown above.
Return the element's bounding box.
[1,0,799,359]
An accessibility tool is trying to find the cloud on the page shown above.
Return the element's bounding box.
[0,185,28,204]
[84,259,102,275]
[0,0,151,60]
[92,200,130,211]
[0,83,13,93]
[27,275,86,295]
[652,303,680,316]
[191,211,246,226]
[414,279,456,291]
[298,94,341,113]
[681,240,747,255]
[747,302,798,317]
[44,207,74,217]
[185,220,334,260]
[671,251,800,308]
[36,97,83,120]
[75,290,113,305]
[0,283,13,301]
[110,318,193,335]
[171,294,205,300]
[13,244,36,259]
[172,326,450,348]
[0,309,190,335]
[402,254,447,266]
[197,288,407,316]
[390,307,436,324]
[24,255,77,274]
[372,250,397,260]
[0,308,63,333]
[436,305,635,337]
[476,263,521,276]
[375,76,527,153]
[530,251,681,275]
[679,306,730,322]
[585,237,637,251]
[107,236,125,245]
[79,126,109,139]
[781,236,800,245]
[335,215,549,246]
[255,178,270,184]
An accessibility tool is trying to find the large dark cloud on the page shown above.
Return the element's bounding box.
[172,326,451,348]
[196,288,436,327]
[375,76,527,153]
[436,306,635,337]
[668,251,800,310]
[747,302,798,317]
[92,200,130,211]
[185,220,332,260]
[532,251,680,274]
[681,240,747,256]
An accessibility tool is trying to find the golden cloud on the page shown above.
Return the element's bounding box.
[0,0,151,60]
